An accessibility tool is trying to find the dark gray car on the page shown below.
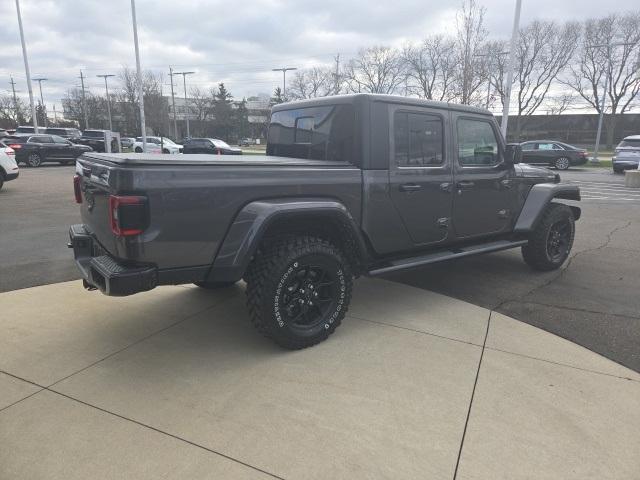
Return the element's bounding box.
[69,94,580,349]
[520,140,588,170]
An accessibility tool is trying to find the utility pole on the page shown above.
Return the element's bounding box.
[14,0,37,131]
[130,0,146,151]
[79,70,89,130]
[32,77,48,127]
[174,71,194,138]
[97,74,115,132]
[169,67,178,139]
[587,42,634,165]
[53,104,58,124]
[272,67,297,101]
[334,54,340,95]
[9,76,21,124]
[500,0,522,140]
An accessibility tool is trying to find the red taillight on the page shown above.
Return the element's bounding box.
[8,144,22,150]
[73,175,82,204]
[109,195,147,237]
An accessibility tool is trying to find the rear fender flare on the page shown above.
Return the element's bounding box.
[208,198,366,282]
[514,183,581,233]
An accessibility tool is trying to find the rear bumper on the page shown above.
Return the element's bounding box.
[5,171,19,181]
[69,224,157,296]
[572,156,588,166]
[612,158,639,170]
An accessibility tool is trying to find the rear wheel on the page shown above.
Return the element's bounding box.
[135,147,143,153]
[522,203,575,271]
[27,152,43,167]
[245,236,352,350]
[555,157,570,170]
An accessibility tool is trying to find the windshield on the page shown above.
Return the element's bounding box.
[211,139,231,149]
[619,139,640,148]
[83,131,104,138]
[162,137,177,145]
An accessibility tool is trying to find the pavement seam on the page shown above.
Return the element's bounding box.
[45,292,240,389]
[453,310,492,480]
[347,314,484,348]
[45,388,287,480]
[482,346,640,383]
[498,299,640,321]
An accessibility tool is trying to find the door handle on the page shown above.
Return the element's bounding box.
[500,179,512,189]
[440,182,453,193]
[457,181,475,189]
[399,183,422,192]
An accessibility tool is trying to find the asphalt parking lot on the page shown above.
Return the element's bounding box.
[1,165,638,372]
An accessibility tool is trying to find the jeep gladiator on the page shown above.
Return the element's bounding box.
[70,94,581,349]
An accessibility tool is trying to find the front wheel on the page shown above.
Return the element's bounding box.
[555,157,570,170]
[522,203,575,271]
[135,147,143,153]
[245,236,352,350]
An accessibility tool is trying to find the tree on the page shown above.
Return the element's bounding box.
[344,46,405,94]
[402,35,457,101]
[212,82,235,140]
[493,20,580,138]
[62,88,105,128]
[563,13,640,147]
[288,67,335,100]
[454,0,489,105]
[271,86,285,104]
[0,94,28,128]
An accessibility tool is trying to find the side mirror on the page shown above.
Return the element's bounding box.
[505,143,522,165]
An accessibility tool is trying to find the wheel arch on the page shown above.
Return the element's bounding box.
[206,198,369,283]
[514,183,581,233]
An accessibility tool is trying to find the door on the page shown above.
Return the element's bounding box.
[388,108,453,246]
[29,135,57,159]
[52,135,74,159]
[452,116,516,239]
[521,141,537,164]
[536,142,561,165]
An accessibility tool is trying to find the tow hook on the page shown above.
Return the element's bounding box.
[67,242,73,248]
[83,279,97,291]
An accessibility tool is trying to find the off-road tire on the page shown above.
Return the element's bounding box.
[194,280,236,289]
[135,147,143,153]
[245,236,352,350]
[554,157,570,170]
[522,203,575,271]
[27,152,43,167]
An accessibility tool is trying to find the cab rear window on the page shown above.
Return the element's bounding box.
[267,105,355,163]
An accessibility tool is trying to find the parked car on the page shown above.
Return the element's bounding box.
[6,134,92,167]
[0,140,19,189]
[520,140,588,170]
[239,138,255,147]
[45,127,82,140]
[69,94,581,350]
[121,137,136,149]
[76,129,121,153]
[14,125,45,135]
[133,136,181,154]
[612,135,640,173]
[182,138,242,155]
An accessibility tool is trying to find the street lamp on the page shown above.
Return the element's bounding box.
[130,0,146,151]
[272,67,297,100]
[586,42,635,165]
[32,77,48,127]
[173,71,194,138]
[14,0,38,130]
[500,0,522,140]
[97,74,116,132]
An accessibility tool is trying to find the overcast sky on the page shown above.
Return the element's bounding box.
[1,0,637,111]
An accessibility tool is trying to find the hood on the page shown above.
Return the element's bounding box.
[515,163,560,182]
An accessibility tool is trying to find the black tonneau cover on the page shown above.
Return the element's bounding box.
[80,152,352,168]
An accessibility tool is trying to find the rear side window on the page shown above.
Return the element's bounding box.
[394,112,444,167]
[619,139,640,148]
[457,119,500,166]
[29,135,54,144]
[267,105,355,162]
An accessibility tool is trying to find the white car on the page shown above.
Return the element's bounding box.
[133,136,182,154]
[0,140,19,190]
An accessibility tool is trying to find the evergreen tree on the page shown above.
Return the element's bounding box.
[271,86,284,104]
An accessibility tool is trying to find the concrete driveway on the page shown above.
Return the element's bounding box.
[1,278,638,479]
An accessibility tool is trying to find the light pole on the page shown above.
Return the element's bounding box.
[168,67,178,139]
[272,67,297,100]
[97,74,115,132]
[500,0,522,140]
[130,0,146,151]
[32,77,48,126]
[587,42,634,165]
[174,71,194,138]
[14,0,37,130]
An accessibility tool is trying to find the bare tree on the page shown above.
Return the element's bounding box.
[288,67,335,100]
[454,0,489,105]
[563,12,640,147]
[402,35,457,101]
[344,46,405,94]
[546,92,577,115]
[0,94,28,127]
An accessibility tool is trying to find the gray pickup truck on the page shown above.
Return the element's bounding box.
[70,94,580,349]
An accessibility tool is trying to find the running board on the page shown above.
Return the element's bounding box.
[368,239,528,276]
